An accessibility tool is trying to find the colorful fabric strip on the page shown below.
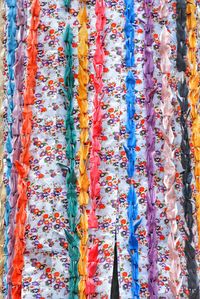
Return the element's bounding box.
[0,0,6,292]
[177,77,199,296]
[143,0,158,296]
[77,3,89,298]
[124,0,141,297]
[7,0,27,297]
[86,0,106,296]
[64,0,71,9]
[62,24,80,298]
[11,0,40,297]
[197,7,200,38]
[159,2,182,295]
[4,0,17,295]
[176,0,199,297]
[186,0,200,248]
[88,0,105,231]
[125,73,141,298]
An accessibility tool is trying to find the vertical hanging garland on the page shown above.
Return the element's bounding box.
[186,0,200,247]
[0,0,6,292]
[197,7,200,38]
[86,0,106,296]
[143,0,158,297]
[62,25,80,298]
[4,0,17,295]
[11,0,40,298]
[176,0,199,297]
[124,0,141,297]
[77,3,89,298]
[159,1,182,295]
[7,0,27,297]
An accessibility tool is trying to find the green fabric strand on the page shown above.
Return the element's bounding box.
[63,24,80,298]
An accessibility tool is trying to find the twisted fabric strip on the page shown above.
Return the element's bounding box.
[63,0,72,10]
[0,0,6,293]
[7,0,27,297]
[176,0,187,73]
[177,0,199,298]
[125,73,141,298]
[177,82,199,298]
[62,25,80,298]
[176,0,200,297]
[159,9,182,293]
[143,0,158,297]
[77,4,89,298]
[86,0,106,296]
[186,0,200,249]
[124,0,141,297]
[11,0,40,297]
[4,0,17,294]
[197,7,200,38]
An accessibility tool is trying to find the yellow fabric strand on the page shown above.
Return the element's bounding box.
[77,4,89,298]
[186,0,200,246]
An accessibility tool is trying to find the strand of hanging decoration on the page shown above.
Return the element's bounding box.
[159,0,182,296]
[86,0,105,297]
[197,7,200,38]
[196,4,200,245]
[77,2,89,298]
[176,0,199,296]
[0,0,6,292]
[63,0,72,10]
[186,0,200,249]
[4,0,17,295]
[143,0,158,297]
[61,24,80,298]
[177,82,199,296]
[124,0,141,297]
[11,0,40,298]
[7,0,27,297]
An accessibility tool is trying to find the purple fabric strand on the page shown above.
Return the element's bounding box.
[143,0,158,297]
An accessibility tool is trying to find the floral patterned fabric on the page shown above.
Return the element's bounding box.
[1,0,200,297]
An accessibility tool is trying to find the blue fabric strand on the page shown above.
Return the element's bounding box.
[124,0,141,295]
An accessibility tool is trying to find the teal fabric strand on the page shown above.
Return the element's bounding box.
[63,25,80,298]
[4,0,17,295]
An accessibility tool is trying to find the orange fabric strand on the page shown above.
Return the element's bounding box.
[77,4,89,299]
[186,0,200,246]
[11,0,41,297]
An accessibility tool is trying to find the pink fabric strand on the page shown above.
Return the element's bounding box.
[160,17,182,296]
